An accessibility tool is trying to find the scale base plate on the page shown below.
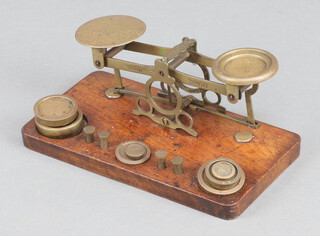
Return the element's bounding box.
[21,71,300,220]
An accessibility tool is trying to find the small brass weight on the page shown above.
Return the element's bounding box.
[76,15,278,136]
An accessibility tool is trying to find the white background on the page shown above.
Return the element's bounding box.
[1,0,319,235]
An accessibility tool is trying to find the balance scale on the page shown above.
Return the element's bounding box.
[22,15,300,219]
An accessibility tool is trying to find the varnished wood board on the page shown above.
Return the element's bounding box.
[22,71,300,219]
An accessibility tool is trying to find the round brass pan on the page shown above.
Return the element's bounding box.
[34,95,78,127]
[35,109,84,139]
[75,15,146,48]
[212,48,278,85]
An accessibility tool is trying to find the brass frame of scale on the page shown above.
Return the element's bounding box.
[75,15,278,137]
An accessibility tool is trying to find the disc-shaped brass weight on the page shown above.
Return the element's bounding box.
[34,95,78,127]
[35,109,84,139]
[197,158,245,195]
[75,15,146,48]
[115,141,151,165]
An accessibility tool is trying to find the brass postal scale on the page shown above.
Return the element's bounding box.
[22,15,301,219]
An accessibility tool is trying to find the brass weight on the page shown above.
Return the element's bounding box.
[115,141,151,165]
[83,126,95,143]
[98,131,110,149]
[171,156,184,175]
[155,150,167,169]
[33,95,84,139]
[197,158,245,195]
[34,95,78,127]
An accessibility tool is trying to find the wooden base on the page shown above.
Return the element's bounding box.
[21,71,301,220]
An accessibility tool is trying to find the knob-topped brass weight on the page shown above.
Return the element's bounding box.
[155,150,167,169]
[83,125,95,143]
[197,158,245,195]
[98,130,110,149]
[171,156,184,175]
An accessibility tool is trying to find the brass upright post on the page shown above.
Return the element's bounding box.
[114,68,123,89]
[245,84,259,125]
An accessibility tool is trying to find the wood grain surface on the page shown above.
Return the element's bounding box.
[21,71,301,219]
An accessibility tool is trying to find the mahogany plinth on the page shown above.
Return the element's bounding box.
[21,71,301,220]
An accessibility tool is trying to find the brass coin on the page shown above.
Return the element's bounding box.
[35,109,84,139]
[34,95,78,127]
[75,15,146,48]
[212,48,278,85]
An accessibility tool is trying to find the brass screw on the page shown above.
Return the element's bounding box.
[171,156,184,175]
[155,150,167,170]
[95,61,101,67]
[83,126,95,143]
[228,94,234,101]
[98,131,110,149]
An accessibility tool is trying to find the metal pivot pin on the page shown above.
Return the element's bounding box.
[155,150,167,170]
[83,126,95,143]
[98,130,110,149]
[171,156,184,175]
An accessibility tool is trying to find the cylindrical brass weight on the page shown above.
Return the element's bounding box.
[197,158,245,195]
[155,150,167,170]
[98,131,110,149]
[83,126,95,143]
[171,156,184,175]
[33,94,84,139]
[33,95,79,127]
[125,143,146,160]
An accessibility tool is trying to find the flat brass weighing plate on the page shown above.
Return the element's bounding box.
[33,95,78,127]
[212,48,278,85]
[75,15,146,48]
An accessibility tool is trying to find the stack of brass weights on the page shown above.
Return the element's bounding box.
[197,158,245,195]
[33,95,84,139]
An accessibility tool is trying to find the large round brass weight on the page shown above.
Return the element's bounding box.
[197,158,245,195]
